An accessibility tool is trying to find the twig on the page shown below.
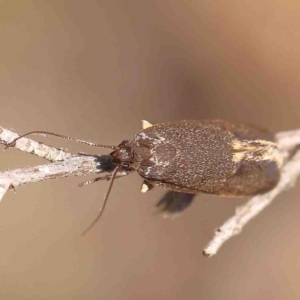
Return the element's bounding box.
[203,129,300,257]
[0,126,70,162]
[0,126,123,201]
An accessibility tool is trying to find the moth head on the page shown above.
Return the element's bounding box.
[110,139,134,166]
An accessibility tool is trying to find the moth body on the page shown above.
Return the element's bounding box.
[111,120,282,196]
[6,120,283,232]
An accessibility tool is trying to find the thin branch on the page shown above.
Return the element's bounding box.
[0,126,125,201]
[0,126,70,162]
[276,129,300,152]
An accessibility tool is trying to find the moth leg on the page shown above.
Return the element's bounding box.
[79,164,134,187]
[79,175,111,187]
[140,180,155,193]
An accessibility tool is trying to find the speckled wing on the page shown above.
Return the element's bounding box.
[134,120,281,196]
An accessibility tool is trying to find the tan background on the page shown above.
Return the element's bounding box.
[1,1,300,299]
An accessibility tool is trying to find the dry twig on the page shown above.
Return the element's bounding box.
[0,126,122,201]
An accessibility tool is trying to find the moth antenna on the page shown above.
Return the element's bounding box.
[5,131,117,150]
[81,164,121,236]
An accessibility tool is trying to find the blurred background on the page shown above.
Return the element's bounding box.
[1,1,300,299]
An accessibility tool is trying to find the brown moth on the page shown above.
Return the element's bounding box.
[6,119,283,234]
[112,119,282,196]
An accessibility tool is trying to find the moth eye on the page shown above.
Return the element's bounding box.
[111,158,120,164]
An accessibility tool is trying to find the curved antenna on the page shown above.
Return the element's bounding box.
[6,131,117,150]
[81,164,121,236]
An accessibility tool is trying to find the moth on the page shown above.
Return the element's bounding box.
[7,120,283,234]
